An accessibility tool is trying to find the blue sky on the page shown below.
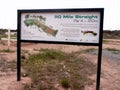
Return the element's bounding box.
[0,0,120,30]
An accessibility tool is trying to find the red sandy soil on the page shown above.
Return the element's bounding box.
[0,40,120,90]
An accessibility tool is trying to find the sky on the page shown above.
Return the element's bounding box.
[0,0,120,30]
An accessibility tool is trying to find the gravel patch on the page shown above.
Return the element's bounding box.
[87,49,120,65]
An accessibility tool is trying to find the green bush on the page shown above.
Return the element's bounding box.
[0,49,14,53]
[60,78,70,88]
[37,83,44,90]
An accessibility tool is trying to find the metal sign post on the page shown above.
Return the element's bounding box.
[17,8,104,90]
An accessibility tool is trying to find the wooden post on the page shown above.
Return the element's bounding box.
[8,29,10,49]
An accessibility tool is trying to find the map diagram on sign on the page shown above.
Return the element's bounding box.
[24,15,58,37]
[21,12,100,43]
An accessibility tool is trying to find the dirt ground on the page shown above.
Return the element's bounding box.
[0,39,120,90]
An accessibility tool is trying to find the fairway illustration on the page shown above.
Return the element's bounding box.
[24,15,58,37]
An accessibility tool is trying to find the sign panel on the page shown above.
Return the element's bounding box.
[20,10,101,44]
[18,9,104,90]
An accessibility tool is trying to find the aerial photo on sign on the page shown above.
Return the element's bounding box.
[21,12,100,43]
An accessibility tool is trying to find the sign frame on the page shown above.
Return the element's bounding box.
[17,8,104,90]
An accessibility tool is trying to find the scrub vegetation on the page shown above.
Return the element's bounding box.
[106,48,120,54]
[22,49,96,90]
[0,49,15,53]
[103,30,120,39]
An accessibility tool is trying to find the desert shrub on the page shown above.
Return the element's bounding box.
[22,49,96,90]
[60,78,70,88]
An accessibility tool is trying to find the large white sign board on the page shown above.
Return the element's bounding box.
[18,9,104,90]
[21,11,100,43]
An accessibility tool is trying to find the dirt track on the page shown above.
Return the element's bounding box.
[0,39,120,90]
